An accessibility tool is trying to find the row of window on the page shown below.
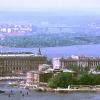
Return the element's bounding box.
[0,60,45,66]
[62,61,100,67]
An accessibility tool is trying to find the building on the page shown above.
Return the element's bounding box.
[26,71,39,85]
[39,64,52,71]
[26,70,53,87]
[53,56,100,70]
[0,49,47,75]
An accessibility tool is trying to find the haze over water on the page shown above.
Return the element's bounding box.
[0,44,100,59]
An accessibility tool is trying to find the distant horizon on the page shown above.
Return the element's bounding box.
[0,11,100,25]
[0,0,100,13]
[0,10,100,16]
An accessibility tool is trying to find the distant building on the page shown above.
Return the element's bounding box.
[0,49,47,75]
[53,56,100,70]
[26,71,39,85]
[26,70,53,86]
[39,64,52,71]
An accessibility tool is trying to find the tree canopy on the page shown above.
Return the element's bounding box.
[48,72,100,88]
[48,72,77,88]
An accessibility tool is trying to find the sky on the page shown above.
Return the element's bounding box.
[0,0,100,12]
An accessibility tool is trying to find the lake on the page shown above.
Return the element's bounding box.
[0,44,100,59]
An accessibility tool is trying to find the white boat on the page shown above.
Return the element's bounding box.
[8,81,16,85]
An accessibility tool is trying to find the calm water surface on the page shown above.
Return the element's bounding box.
[0,44,100,59]
[0,87,100,100]
[0,81,100,100]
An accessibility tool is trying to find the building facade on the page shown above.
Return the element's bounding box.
[26,71,39,85]
[0,50,47,75]
[53,56,100,70]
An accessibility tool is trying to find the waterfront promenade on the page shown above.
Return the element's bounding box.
[0,81,100,100]
[0,76,26,80]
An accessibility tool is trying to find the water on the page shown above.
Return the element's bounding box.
[0,83,100,100]
[0,86,100,100]
[0,44,100,59]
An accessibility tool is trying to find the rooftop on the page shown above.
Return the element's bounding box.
[0,52,33,54]
[53,55,100,60]
[0,52,45,57]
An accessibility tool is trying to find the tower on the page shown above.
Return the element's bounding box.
[38,48,42,55]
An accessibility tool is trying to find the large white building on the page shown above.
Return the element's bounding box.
[53,56,100,70]
[0,49,47,75]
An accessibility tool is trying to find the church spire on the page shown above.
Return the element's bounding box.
[38,48,42,55]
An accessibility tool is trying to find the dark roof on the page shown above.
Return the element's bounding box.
[0,52,33,54]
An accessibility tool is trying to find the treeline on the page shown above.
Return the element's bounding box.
[48,72,100,88]
[1,34,100,47]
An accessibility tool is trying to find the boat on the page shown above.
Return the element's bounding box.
[0,90,5,93]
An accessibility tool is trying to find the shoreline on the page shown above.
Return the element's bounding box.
[2,80,100,93]
[2,82,100,93]
[19,84,100,93]
[31,87,100,93]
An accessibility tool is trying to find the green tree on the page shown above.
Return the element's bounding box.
[93,74,100,85]
[67,64,80,74]
[47,60,52,65]
[39,73,53,83]
[96,65,100,71]
[48,72,77,88]
[78,73,95,85]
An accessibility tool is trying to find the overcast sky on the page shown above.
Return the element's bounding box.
[0,0,100,12]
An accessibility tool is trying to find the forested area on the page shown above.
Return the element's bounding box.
[0,34,100,47]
